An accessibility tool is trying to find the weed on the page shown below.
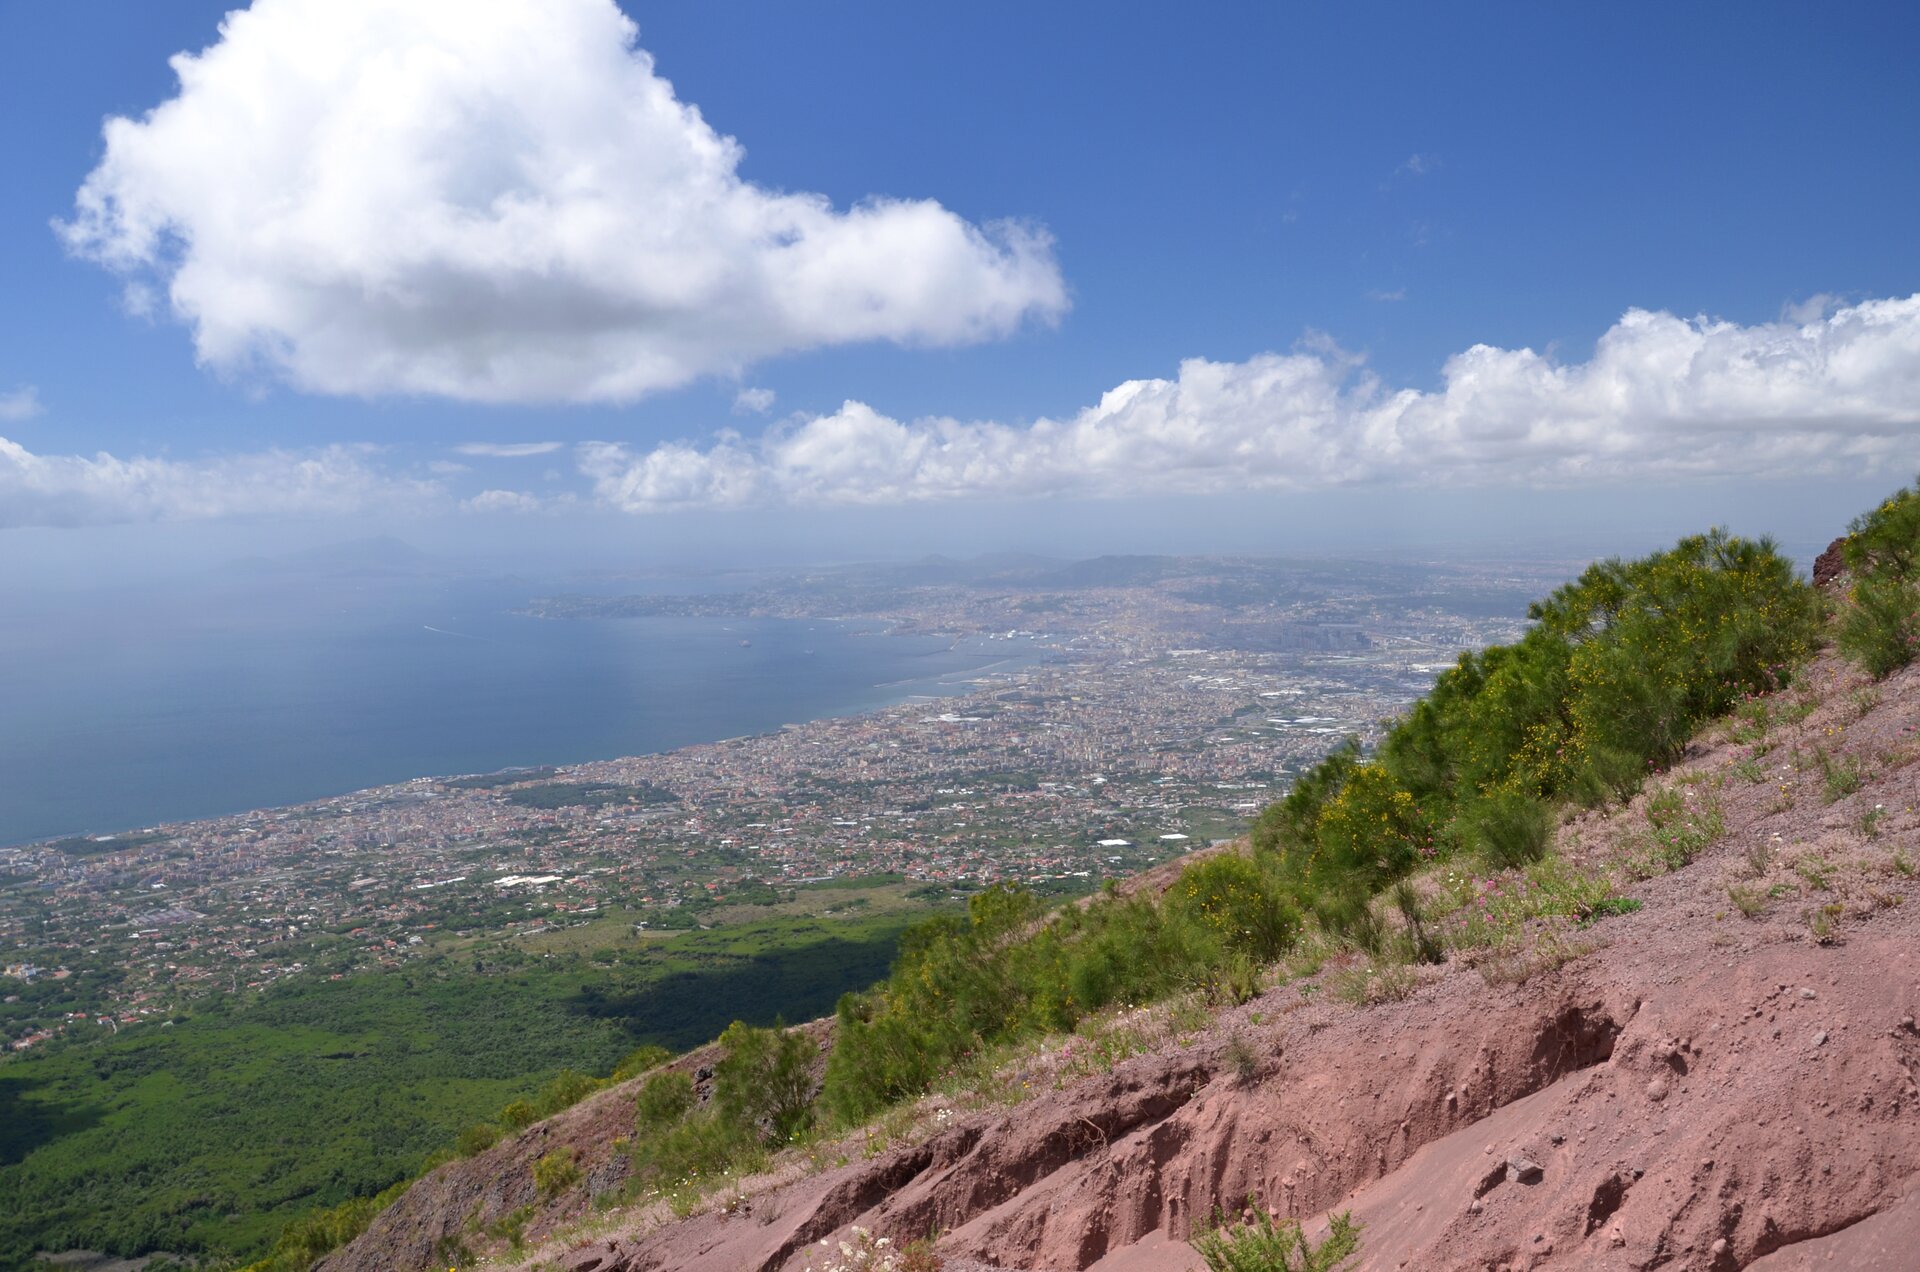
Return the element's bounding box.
[1328,959,1420,1006]
[1223,1033,1262,1084]
[1576,896,1642,926]
[1169,994,1213,1035]
[1850,686,1883,718]
[1204,952,1264,1007]
[1390,880,1445,964]
[1623,787,1724,877]
[1473,929,1600,985]
[1731,755,1768,784]
[1727,885,1766,918]
[1190,1199,1361,1272]
[486,1203,534,1248]
[1861,804,1887,840]
[1809,904,1842,944]
[1816,748,1866,803]
[1795,856,1833,891]
[1745,839,1775,877]
[1893,847,1916,878]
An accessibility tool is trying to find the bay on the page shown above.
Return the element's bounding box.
[0,573,1034,847]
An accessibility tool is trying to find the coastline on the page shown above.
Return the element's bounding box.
[2,628,1058,852]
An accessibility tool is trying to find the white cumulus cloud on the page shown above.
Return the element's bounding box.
[58,0,1066,405]
[0,387,42,421]
[581,295,1920,512]
[0,436,439,528]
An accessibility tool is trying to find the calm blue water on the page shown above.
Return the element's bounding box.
[0,574,1033,847]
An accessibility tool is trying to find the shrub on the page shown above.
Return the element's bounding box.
[1838,576,1920,678]
[1836,479,1920,677]
[632,1110,753,1187]
[1258,529,1814,921]
[498,1099,539,1132]
[1189,1200,1361,1272]
[611,1043,673,1082]
[1164,853,1299,964]
[536,1067,602,1117]
[1841,477,1920,582]
[1453,790,1552,869]
[455,1122,500,1157]
[714,1021,817,1144]
[635,1069,696,1131]
[533,1147,581,1198]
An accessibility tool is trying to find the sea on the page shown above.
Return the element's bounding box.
[0,571,1047,848]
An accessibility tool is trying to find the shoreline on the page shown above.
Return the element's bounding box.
[2,633,1059,853]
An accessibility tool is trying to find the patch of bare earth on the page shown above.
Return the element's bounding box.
[330,654,1920,1272]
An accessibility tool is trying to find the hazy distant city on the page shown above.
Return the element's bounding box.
[0,551,1566,1052]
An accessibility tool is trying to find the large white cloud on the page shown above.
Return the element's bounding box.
[581,295,1920,511]
[0,437,438,528]
[58,0,1065,404]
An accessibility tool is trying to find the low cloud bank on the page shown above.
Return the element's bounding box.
[0,437,435,528]
[582,295,1920,511]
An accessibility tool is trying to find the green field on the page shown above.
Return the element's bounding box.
[0,903,927,1265]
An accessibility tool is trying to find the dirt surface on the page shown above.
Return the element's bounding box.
[331,652,1920,1272]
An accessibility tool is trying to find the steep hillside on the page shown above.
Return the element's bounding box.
[311,505,1920,1272]
[311,644,1918,1272]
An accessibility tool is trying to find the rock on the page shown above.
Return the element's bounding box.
[1801,988,1818,1000]
[1507,1155,1544,1184]
[1646,1076,1670,1101]
[1814,1030,1830,1047]
[1712,1237,1729,1256]
[1812,536,1849,587]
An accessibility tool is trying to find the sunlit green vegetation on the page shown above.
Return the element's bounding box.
[812,529,1818,1122]
[1836,477,1920,677]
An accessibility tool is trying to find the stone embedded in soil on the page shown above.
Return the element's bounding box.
[1507,1156,1544,1184]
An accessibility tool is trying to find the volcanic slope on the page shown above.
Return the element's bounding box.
[316,642,1920,1272]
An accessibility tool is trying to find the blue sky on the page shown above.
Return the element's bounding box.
[2,1,1918,562]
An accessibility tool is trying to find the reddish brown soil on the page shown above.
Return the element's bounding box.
[330,653,1920,1272]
